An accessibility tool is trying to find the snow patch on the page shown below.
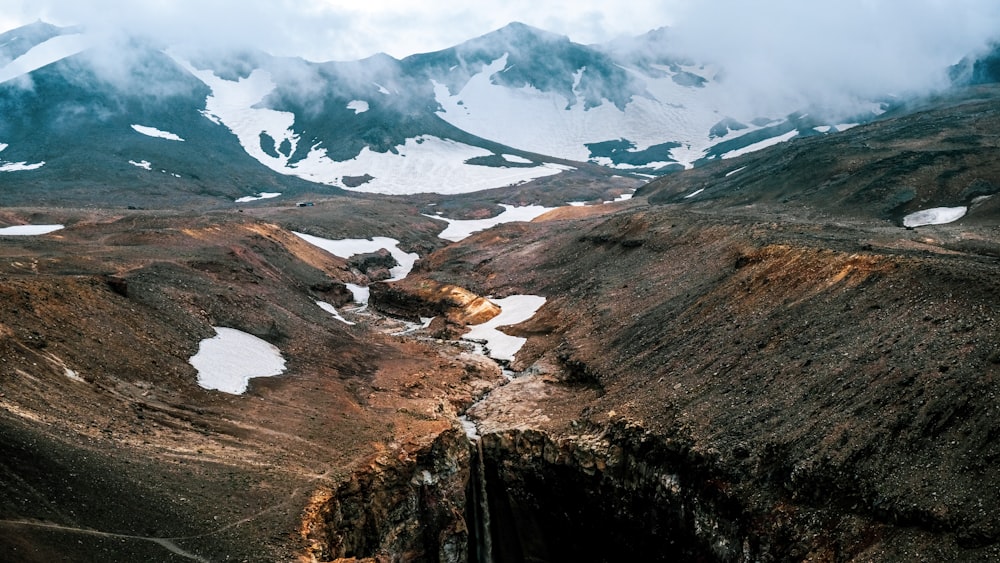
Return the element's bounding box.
[725,166,747,177]
[292,232,418,281]
[902,207,968,228]
[235,192,281,203]
[189,327,286,394]
[463,295,546,362]
[684,188,705,199]
[605,192,634,204]
[0,224,64,236]
[129,159,152,170]
[0,33,96,84]
[173,53,567,195]
[433,55,768,170]
[317,301,355,325]
[291,135,572,195]
[502,154,532,164]
[345,283,370,306]
[721,130,799,160]
[427,204,555,242]
[131,124,184,141]
[0,160,45,172]
[347,100,369,114]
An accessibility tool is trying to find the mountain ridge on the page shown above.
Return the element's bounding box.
[0,20,905,204]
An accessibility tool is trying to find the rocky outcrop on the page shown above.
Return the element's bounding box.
[302,429,472,563]
[349,249,398,282]
[370,279,501,326]
[477,424,742,562]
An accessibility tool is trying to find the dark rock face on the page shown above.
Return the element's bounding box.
[478,427,738,562]
[304,429,471,563]
[349,248,399,282]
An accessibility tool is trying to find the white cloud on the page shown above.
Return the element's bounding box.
[0,0,686,61]
[2,0,999,119]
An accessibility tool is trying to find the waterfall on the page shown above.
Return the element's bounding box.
[462,417,493,563]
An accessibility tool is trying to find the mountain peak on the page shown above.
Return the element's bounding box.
[476,21,569,47]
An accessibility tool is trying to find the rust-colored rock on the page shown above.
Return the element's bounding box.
[369,278,501,325]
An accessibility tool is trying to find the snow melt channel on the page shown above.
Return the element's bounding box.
[189,327,286,394]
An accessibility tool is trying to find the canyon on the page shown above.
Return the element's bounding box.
[1,24,1000,561]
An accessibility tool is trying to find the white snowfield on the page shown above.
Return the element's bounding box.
[427,204,555,242]
[129,159,152,170]
[291,232,418,281]
[131,124,185,141]
[0,32,95,84]
[0,224,64,235]
[189,327,287,394]
[170,53,571,194]
[433,55,775,170]
[903,206,968,228]
[463,295,547,362]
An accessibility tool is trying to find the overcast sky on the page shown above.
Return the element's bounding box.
[3,1,1000,117]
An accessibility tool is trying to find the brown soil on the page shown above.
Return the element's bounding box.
[0,210,503,562]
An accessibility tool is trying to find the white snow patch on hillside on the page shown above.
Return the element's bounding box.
[317,301,355,325]
[173,53,571,194]
[131,124,185,141]
[347,100,369,114]
[290,135,572,195]
[0,33,96,84]
[292,232,418,281]
[464,295,546,362]
[434,56,766,170]
[235,192,281,203]
[834,123,859,131]
[902,207,968,228]
[721,130,799,159]
[725,166,747,177]
[0,160,45,171]
[684,188,705,199]
[171,54,301,172]
[0,143,7,152]
[129,159,152,170]
[502,154,532,164]
[0,224,64,235]
[189,327,286,394]
[427,204,555,242]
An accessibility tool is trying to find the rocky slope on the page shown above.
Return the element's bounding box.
[1,82,999,562]
[376,88,1000,561]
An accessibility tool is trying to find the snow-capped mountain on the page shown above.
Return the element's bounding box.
[0,21,887,203]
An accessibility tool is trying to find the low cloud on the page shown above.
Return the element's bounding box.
[3,0,999,120]
[666,0,1000,118]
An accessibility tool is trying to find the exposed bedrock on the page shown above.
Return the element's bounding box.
[302,429,472,563]
[370,279,501,327]
[477,424,743,562]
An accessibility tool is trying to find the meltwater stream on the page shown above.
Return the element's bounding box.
[462,417,494,563]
